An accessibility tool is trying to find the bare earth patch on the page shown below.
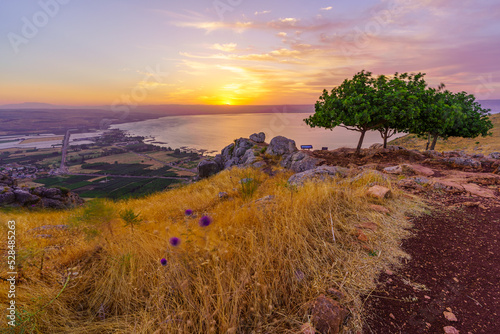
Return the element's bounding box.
[362,169,500,333]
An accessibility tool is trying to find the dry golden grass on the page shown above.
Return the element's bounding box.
[0,168,426,333]
[390,113,500,154]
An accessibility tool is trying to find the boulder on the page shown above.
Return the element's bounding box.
[367,185,392,199]
[235,138,253,151]
[221,143,235,162]
[197,160,221,179]
[234,147,247,158]
[0,192,16,205]
[288,166,347,186]
[266,136,298,156]
[408,164,434,177]
[42,187,63,198]
[224,157,240,169]
[432,180,464,193]
[240,149,258,165]
[42,198,67,209]
[249,132,265,143]
[309,294,348,334]
[383,165,403,174]
[14,190,40,205]
[290,155,323,173]
[444,157,481,169]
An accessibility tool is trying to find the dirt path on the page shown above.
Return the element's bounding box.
[311,147,500,333]
[363,190,500,334]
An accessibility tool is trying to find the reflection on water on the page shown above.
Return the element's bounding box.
[111,112,405,153]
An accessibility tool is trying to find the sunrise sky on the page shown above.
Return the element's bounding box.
[1,0,499,106]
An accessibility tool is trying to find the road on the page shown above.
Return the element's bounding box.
[58,129,71,173]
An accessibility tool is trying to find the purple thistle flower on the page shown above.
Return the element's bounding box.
[199,215,212,227]
[160,258,167,266]
[185,209,193,216]
[169,237,180,246]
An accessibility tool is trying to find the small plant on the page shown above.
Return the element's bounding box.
[260,147,266,154]
[120,208,142,233]
[240,173,260,199]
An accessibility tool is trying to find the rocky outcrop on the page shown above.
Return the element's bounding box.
[266,136,298,156]
[444,157,482,169]
[249,132,265,143]
[198,160,221,179]
[197,133,268,178]
[0,174,84,209]
[198,134,323,178]
[281,151,325,173]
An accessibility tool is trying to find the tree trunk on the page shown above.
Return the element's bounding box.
[425,134,431,151]
[356,130,366,154]
[383,128,389,148]
[430,133,439,150]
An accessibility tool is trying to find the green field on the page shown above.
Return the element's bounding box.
[80,162,177,177]
[36,175,180,200]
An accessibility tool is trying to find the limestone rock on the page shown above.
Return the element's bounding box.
[240,149,258,165]
[383,165,403,174]
[432,181,465,193]
[309,294,348,334]
[14,190,40,205]
[444,157,481,169]
[224,157,240,169]
[288,166,347,186]
[197,160,221,179]
[0,192,16,205]
[266,136,298,156]
[443,311,458,322]
[443,326,460,334]
[367,185,392,199]
[249,132,265,143]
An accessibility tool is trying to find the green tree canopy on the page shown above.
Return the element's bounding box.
[304,70,386,153]
[305,70,493,152]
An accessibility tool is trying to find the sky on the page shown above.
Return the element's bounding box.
[1,0,500,106]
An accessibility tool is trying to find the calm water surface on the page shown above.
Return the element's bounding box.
[111,112,406,153]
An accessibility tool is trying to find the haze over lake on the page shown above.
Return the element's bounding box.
[111,112,405,153]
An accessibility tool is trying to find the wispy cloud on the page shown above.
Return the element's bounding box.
[210,43,238,52]
[320,6,333,11]
[254,10,271,15]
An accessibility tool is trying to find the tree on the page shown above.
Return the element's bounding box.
[410,88,493,150]
[304,70,386,153]
[373,72,428,148]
